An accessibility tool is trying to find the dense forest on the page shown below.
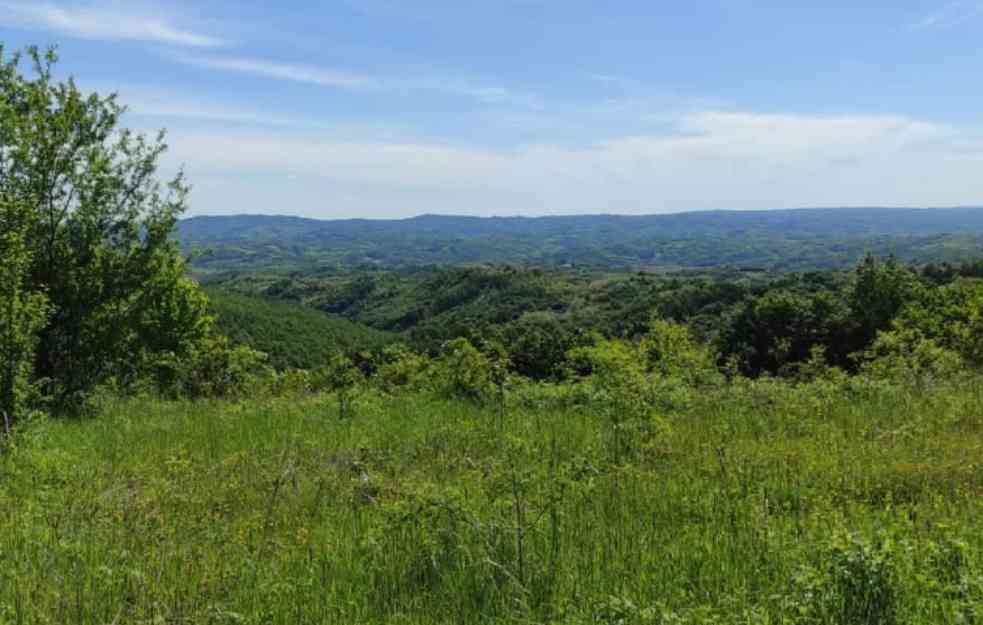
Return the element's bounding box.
[206,290,398,370]
[203,256,983,380]
[178,209,983,272]
[8,45,983,625]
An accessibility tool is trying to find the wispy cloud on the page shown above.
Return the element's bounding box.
[912,1,983,29]
[95,84,420,143]
[0,1,224,47]
[96,84,312,127]
[181,57,375,89]
[177,55,539,106]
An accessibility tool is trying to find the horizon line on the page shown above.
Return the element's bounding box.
[182,205,983,222]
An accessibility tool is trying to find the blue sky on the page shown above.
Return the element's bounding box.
[2,0,983,218]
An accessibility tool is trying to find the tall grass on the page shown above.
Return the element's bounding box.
[2,378,983,624]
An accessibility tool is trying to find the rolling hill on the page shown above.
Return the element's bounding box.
[178,207,983,271]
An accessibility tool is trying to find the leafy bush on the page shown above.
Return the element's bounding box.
[861,328,963,386]
[150,335,270,400]
[888,278,983,367]
[790,532,899,625]
[433,338,495,402]
[373,344,433,394]
[311,352,363,418]
[641,317,721,386]
[0,194,49,429]
[568,339,669,462]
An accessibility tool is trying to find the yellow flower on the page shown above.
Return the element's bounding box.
[296,527,310,545]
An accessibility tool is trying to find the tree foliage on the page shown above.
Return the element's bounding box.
[0,46,223,407]
[434,338,495,402]
[887,278,983,367]
[0,193,49,428]
[205,289,397,371]
[716,288,854,376]
[849,255,924,346]
[213,258,942,381]
[640,317,718,384]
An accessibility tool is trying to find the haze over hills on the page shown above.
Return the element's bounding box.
[179,207,983,272]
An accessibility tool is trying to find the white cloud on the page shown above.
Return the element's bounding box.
[110,85,422,144]
[181,57,375,89]
[83,84,284,125]
[913,2,983,29]
[153,111,983,218]
[176,55,538,106]
[0,1,224,47]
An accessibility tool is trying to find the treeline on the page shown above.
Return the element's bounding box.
[206,265,765,367]
[200,255,983,407]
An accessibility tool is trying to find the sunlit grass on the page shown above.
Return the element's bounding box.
[3,380,983,624]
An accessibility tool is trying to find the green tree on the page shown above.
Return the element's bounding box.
[861,327,962,385]
[885,278,983,368]
[849,255,923,346]
[716,288,853,376]
[0,194,49,429]
[640,317,719,385]
[0,46,213,405]
[568,338,668,463]
[374,344,431,394]
[502,312,581,381]
[435,337,493,402]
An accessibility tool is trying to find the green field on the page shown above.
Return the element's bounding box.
[3,374,983,624]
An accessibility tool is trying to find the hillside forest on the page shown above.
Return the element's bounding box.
[179,209,983,273]
[5,46,983,624]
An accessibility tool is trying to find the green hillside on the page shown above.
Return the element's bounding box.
[206,289,398,370]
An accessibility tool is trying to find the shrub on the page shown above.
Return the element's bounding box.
[887,278,983,368]
[311,352,363,418]
[151,335,270,400]
[790,532,899,625]
[568,339,669,462]
[641,317,721,386]
[373,344,433,394]
[861,327,964,386]
[825,533,898,625]
[434,338,494,402]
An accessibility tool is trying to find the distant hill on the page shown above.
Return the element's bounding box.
[178,208,983,271]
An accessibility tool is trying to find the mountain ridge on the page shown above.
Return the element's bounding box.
[178,207,983,271]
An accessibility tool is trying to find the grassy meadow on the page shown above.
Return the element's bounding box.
[3,376,983,624]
